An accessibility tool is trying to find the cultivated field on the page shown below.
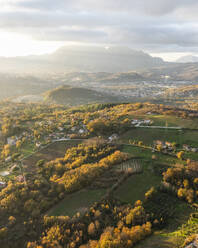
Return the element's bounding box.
[22,140,81,172]
[47,188,106,217]
[114,145,184,203]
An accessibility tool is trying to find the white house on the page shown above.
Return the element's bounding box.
[131,119,152,127]
[192,148,198,153]
[0,181,6,188]
[108,134,119,142]
[35,142,41,148]
[5,156,12,163]
[7,137,17,146]
[58,127,64,131]
[131,119,139,125]
[79,129,85,134]
[144,120,152,125]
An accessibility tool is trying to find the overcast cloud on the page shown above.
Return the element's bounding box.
[1,0,198,53]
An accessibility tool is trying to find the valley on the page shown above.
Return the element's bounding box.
[1,0,198,247]
[1,102,198,247]
[1,46,198,109]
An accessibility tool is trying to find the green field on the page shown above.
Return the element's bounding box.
[121,145,182,167]
[114,144,194,248]
[114,145,183,203]
[148,114,198,129]
[21,142,35,157]
[115,170,161,203]
[127,113,198,129]
[184,151,198,161]
[120,128,198,147]
[48,188,106,217]
[28,136,196,237]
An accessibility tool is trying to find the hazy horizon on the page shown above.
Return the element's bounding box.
[0,42,196,62]
[1,0,198,62]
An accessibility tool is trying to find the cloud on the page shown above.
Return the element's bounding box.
[34,28,108,42]
[8,0,197,15]
[0,0,198,53]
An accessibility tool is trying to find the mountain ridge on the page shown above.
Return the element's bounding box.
[0,45,165,74]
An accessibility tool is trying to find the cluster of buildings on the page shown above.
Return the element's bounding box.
[48,125,88,141]
[183,144,198,153]
[153,140,175,152]
[108,133,119,142]
[70,124,88,135]
[153,141,198,153]
[7,130,32,146]
[131,119,152,127]
[7,136,19,146]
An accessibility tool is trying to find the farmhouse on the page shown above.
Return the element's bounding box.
[165,141,173,147]
[131,119,152,127]
[144,119,152,125]
[183,144,198,153]
[192,148,198,153]
[154,140,165,146]
[7,137,18,146]
[0,181,6,188]
[108,134,119,142]
[79,128,85,134]
[5,156,12,163]
[153,140,174,151]
[183,144,191,151]
[36,142,41,148]
[131,119,140,125]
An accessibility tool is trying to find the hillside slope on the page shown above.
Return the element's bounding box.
[164,85,198,98]
[44,85,119,105]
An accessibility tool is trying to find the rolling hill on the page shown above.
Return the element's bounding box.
[164,85,198,98]
[44,85,120,105]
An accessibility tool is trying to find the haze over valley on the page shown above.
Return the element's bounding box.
[0,45,198,107]
[2,1,198,248]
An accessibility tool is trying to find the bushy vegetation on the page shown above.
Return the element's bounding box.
[0,101,198,247]
[163,161,198,204]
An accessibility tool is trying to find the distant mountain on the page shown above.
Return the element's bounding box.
[50,46,165,72]
[0,46,165,74]
[44,85,120,105]
[0,73,55,100]
[176,55,198,63]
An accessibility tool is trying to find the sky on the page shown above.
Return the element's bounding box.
[0,0,198,61]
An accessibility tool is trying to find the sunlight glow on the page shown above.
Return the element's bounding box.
[150,52,192,62]
[0,31,65,57]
